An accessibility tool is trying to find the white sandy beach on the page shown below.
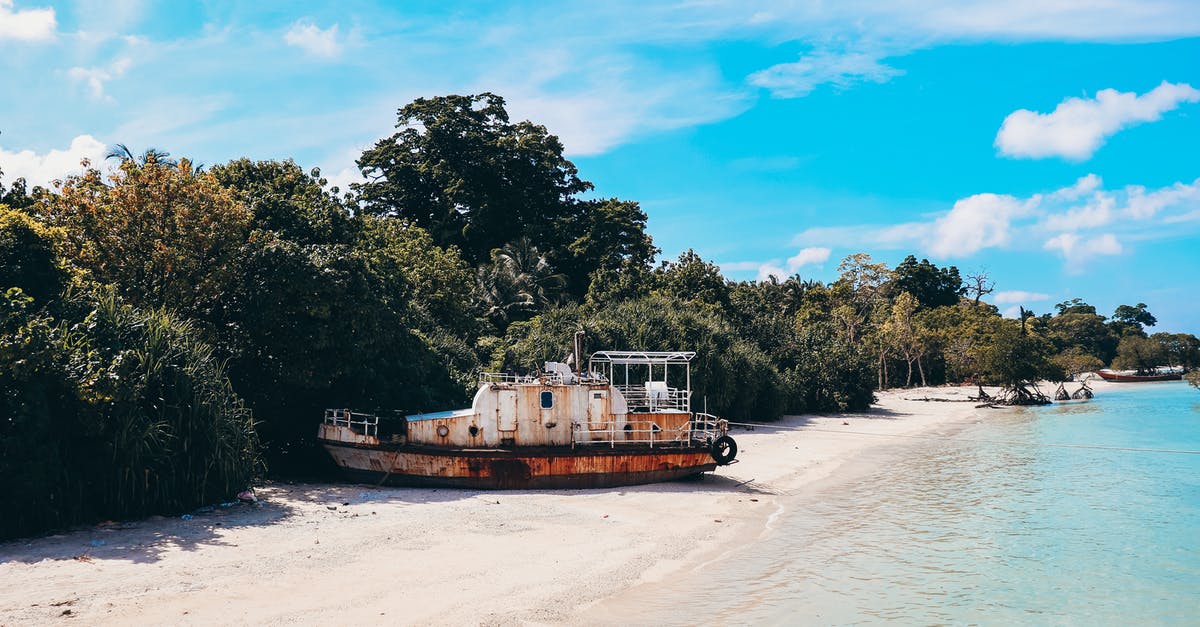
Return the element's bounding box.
[0,384,1087,626]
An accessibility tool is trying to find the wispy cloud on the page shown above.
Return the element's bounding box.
[993,290,1050,304]
[726,246,832,281]
[68,57,133,101]
[995,82,1200,161]
[284,20,342,58]
[748,50,903,98]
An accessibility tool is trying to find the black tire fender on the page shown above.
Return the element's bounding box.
[710,435,737,465]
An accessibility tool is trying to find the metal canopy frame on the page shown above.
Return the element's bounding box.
[589,351,696,412]
[588,351,696,366]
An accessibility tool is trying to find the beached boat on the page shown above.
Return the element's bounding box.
[1095,369,1183,382]
[318,348,738,489]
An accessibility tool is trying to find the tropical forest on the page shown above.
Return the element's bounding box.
[3,93,1198,540]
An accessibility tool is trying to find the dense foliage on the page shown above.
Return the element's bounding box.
[3,93,1197,538]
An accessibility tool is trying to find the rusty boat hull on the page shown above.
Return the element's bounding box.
[321,440,720,489]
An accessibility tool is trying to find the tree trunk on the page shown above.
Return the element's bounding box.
[917,355,927,387]
[905,358,913,387]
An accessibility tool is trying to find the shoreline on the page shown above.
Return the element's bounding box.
[0,384,1059,625]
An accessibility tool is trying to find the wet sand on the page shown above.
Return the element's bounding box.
[0,386,999,625]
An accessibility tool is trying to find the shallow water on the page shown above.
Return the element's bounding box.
[603,382,1200,625]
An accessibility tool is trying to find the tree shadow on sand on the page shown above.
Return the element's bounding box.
[0,495,296,565]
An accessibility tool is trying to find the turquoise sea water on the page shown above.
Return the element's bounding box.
[607,382,1200,625]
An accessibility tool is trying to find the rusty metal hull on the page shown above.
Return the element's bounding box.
[321,441,720,489]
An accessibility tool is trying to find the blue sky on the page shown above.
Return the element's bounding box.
[2,1,1199,332]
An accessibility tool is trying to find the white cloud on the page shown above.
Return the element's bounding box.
[748,50,903,98]
[786,246,831,271]
[929,193,1031,257]
[787,175,1200,272]
[0,135,107,189]
[1043,232,1123,270]
[995,81,1200,161]
[993,290,1050,305]
[1051,173,1102,201]
[68,57,132,101]
[0,0,55,42]
[284,20,341,58]
[756,262,788,282]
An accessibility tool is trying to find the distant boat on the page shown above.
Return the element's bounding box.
[1095,369,1183,382]
[318,346,739,489]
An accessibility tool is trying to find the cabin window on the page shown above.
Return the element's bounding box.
[540,390,554,409]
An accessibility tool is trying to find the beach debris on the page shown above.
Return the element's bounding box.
[326,506,337,511]
[61,609,72,616]
[72,554,93,563]
[195,505,215,514]
[180,514,193,520]
[969,386,993,402]
[842,421,850,425]
[237,489,257,503]
[219,501,237,508]
[714,519,722,523]
[341,502,350,506]
[89,539,105,547]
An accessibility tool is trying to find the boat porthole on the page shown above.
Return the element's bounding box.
[468,425,479,437]
[437,425,450,437]
[623,424,633,431]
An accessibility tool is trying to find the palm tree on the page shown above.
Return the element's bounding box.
[474,237,566,330]
[105,143,178,167]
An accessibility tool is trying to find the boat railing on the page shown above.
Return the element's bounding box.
[479,371,609,385]
[324,408,378,437]
[571,419,695,448]
[690,412,726,444]
[615,384,691,412]
[480,372,554,384]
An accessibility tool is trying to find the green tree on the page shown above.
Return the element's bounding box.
[558,198,657,299]
[1151,332,1200,371]
[35,159,251,319]
[889,255,964,309]
[1112,335,1167,374]
[1111,303,1157,336]
[978,320,1063,398]
[355,93,592,264]
[653,249,730,309]
[0,207,67,305]
[209,158,354,245]
[884,291,927,386]
[1055,298,1098,315]
[1047,309,1119,364]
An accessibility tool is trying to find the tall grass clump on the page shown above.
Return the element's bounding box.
[0,287,258,540]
